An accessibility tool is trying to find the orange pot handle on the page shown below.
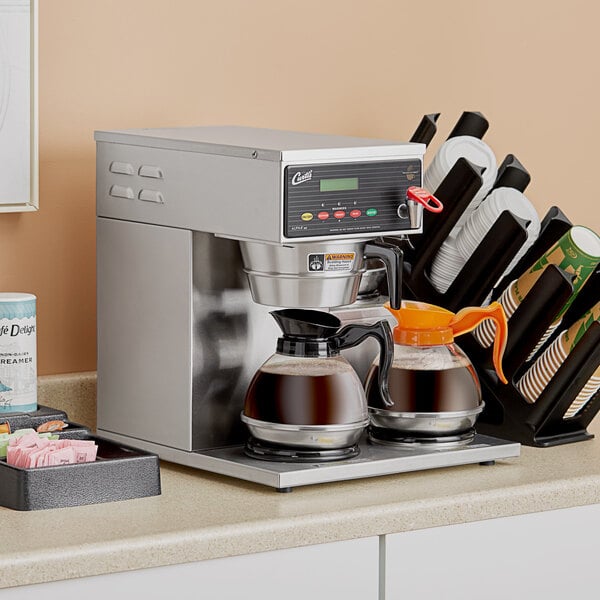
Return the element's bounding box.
[449,302,509,384]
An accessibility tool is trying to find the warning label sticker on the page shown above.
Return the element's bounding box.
[307,253,356,273]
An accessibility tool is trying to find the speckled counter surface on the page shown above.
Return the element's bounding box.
[2,378,600,589]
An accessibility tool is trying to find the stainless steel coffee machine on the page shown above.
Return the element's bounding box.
[95,126,519,491]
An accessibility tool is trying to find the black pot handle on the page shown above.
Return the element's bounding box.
[333,321,394,408]
[364,240,403,310]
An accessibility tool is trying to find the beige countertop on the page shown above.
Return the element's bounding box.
[2,412,600,589]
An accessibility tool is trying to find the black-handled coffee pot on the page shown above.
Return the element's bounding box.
[242,309,394,455]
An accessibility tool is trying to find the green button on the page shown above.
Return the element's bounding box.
[366,208,378,217]
[301,212,314,222]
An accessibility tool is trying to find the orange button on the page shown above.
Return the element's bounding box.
[318,211,330,220]
[333,210,346,219]
[350,209,361,218]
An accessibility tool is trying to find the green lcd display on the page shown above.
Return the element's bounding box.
[320,177,359,192]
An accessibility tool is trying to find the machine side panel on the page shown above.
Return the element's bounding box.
[96,143,281,243]
[97,217,193,450]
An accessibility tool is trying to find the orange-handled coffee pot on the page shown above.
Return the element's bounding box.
[387,301,508,384]
[365,301,508,443]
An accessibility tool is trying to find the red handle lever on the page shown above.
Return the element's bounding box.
[407,186,444,213]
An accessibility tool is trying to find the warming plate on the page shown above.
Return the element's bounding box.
[199,434,519,491]
[99,429,520,492]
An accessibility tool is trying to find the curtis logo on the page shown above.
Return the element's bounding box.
[291,170,313,186]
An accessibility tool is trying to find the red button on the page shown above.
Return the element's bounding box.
[318,211,330,220]
[350,209,361,218]
[333,210,346,219]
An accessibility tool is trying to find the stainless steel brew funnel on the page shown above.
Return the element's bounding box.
[240,239,402,308]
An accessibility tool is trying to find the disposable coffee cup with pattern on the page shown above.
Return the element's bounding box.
[513,226,600,321]
[526,320,562,362]
[475,281,518,348]
[517,332,568,402]
[564,359,600,418]
[562,300,600,353]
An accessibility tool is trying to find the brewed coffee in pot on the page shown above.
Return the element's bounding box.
[242,309,393,457]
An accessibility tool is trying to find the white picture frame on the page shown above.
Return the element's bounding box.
[0,0,38,212]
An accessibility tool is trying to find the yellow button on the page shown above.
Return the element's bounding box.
[301,212,314,221]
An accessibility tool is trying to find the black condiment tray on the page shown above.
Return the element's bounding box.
[0,406,161,510]
[396,121,600,447]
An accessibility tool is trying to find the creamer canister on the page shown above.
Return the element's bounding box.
[0,293,37,413]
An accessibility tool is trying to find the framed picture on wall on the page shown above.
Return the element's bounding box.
[0,0,37,212]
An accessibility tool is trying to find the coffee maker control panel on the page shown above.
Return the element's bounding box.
[284,160,422,238]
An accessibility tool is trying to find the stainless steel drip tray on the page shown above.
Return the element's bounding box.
[195,434,520,492]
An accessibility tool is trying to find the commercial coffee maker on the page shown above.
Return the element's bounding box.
[95,126,519,491]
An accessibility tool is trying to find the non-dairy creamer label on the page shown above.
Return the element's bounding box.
[0,299,37,413]
[307,252,356,273]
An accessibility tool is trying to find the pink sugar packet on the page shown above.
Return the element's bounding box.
[28,447,52,469]
[6,446,18,465]
[40,446,58,468]
[56,439,95,449]
[6,436,99,468]
[48,447,77,466]
[74,445,98,463]
[14,448,28,468]
[9,433,40,448]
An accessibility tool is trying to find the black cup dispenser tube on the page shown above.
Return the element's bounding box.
[410,113,441,147]
[491,154,531,194]
[446,110,490,140]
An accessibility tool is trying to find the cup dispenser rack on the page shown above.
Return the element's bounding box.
[460,280,600,448]
[396,116,600,446]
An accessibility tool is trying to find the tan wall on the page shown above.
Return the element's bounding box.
[0,0,598,375]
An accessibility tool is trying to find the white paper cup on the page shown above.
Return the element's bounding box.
[455,188,540,265]
[424,136,498,232]
[430,235,466,293]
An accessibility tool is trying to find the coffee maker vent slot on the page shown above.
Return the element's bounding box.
[139,165,164,179]
[109,185,135,200]
[138,189,164,204]
[109,161,135,176]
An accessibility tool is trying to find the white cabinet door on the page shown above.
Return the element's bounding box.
[3,536,379,600]
[384,503,600,600]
